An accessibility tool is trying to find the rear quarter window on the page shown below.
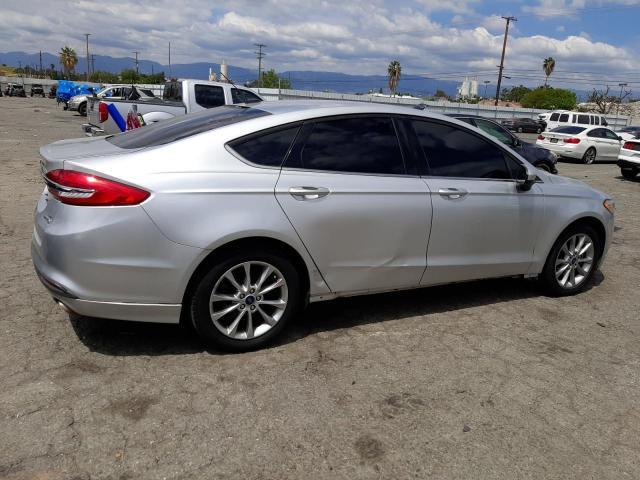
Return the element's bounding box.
[559,114,569,122]
[228,126,300,167]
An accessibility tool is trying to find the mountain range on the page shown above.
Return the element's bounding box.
[0,51,461,97]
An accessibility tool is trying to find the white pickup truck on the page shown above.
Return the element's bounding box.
[82,79,263,136]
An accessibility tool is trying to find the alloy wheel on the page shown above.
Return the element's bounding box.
[583,149,596,164]
[554,233,594,289]
[209,261,288,340]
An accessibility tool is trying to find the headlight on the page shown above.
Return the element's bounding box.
[603,199,616,215]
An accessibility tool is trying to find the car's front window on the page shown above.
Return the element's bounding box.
[412,120,513,180]
[475,119,514,146]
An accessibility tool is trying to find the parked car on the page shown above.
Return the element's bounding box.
[615,125,640,141]
[617,139,640,179]
[501,117,545,133]
[537,126,623,164]
[6,83,26,97]
[67,84,156,116]
[545,111,608,131]
[82,79,263,136]
[452,114,558,173]
[33,102,615,351]
[30,84,46,97]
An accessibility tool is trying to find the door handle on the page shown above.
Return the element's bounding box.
[438,188,468,199]
[289,186,330,201]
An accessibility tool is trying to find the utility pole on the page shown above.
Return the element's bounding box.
[254,43,266,88]
[39,50,43,76]
[168,42,171,75]
[84,33,91,81]
[91,54,95,75]
[483,80,490,98]
[133,51,140,76]
[617,82,628,116]
[495,16,516,106]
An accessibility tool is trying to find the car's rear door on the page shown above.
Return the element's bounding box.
[275,115,432,294]
[408,118,544,285]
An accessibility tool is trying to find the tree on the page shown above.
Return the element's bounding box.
[59,46,78,79]
[588,86,632,114]
[434,89,447,98]
[260,69,291,89]
[502,85,531,103]
[520,87,577,110]
[543,57,556,87]
[387,60,401,96]
[90,70,120,83]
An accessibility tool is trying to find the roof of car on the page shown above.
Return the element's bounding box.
[255,100,454,122]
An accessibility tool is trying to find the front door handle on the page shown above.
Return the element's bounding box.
[438,188,468,199]
[289,186,330,201]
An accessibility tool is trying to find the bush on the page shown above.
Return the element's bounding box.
[520,87,577,110]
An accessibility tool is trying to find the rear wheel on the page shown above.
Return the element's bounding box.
[621,168,637,180]
[540,224,601,296]
[582,147,596,164]
[536,127,542,134]
[190,248,303,351]
[517,127,523,133]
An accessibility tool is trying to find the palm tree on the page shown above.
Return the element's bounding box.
[543,57,556,87]
[388,60,401,96]
[59,46,78,79]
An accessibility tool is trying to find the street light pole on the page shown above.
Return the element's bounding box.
[617,82,628,117]
[133,51,140,76]
[495,16,516,106]
[84,33,91,81]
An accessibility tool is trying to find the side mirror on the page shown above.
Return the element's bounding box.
[516,163,537,191]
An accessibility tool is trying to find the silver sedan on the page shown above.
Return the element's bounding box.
[32,101,615,351]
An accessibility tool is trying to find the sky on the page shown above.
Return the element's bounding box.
[1,0,639,90]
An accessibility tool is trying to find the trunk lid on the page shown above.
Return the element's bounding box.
[39,136,139,172]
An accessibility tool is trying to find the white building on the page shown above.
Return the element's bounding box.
[457,77,478,99]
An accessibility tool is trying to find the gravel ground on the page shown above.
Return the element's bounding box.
[1,97,639,480]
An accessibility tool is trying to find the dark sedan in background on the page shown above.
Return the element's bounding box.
[451,114,558,173]
[501,117,546,133]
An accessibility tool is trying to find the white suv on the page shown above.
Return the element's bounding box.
[544,111,608,131]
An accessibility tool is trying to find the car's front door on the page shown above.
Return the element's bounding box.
[408,119,545,285]
[602,128,623,159]
[275,115,432,294]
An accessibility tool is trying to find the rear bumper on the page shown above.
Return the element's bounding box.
[81,123,104,136]
[34,263,181,323]
[617,158,640,169]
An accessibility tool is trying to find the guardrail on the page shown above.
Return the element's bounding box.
[255,87,631,128]
[0,76,165,97]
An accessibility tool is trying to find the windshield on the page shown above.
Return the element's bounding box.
[106,106,270,149]
[551,126,586,134]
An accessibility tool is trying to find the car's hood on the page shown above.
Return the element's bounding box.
[545,173,608,199]
[69,94,87,101]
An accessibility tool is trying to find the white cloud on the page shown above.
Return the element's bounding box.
[0,0,638,90]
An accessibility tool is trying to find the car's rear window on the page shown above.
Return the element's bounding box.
[551,126,586,134]
[106,106,270,149]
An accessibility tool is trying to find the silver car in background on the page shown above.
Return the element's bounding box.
[32,101,615,351]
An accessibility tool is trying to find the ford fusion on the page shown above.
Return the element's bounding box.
[32,101,615,351]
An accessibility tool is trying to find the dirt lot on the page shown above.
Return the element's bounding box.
[1,97,639,480]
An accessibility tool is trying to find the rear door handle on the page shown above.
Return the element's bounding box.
[438,188,468,199]
[289,186,330,201]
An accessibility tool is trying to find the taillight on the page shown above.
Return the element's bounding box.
[98,101,108,123]
[45,169,149,206]
[537,134,545,140]
[623,141,639,151]
[563,137,581,144]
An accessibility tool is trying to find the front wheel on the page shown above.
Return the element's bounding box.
[540,225,601,296]
[582,147,596,164]
[517,127,523,133]
[537,163,551,173]
[190,249,303,351]
[78,102,87,116]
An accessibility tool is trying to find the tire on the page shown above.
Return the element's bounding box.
[517,127,523,133]
[621,168,637,180]
[78,102,87,116]
[536,128,542,134]
[540,224,601,296]
[582,147,596,164]
[190,247,303,351]
[537,163,551,173]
